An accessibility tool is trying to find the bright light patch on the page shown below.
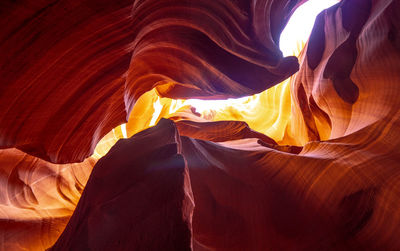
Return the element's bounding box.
[185,96,250,114]
[120,123,128,138]
[280,0,339,56]
[186,0,338,113]
[149,97,163,126]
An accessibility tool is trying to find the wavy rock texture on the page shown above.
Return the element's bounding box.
[175,120,277,145]
[0,0,400,250]
[0,148,94,250]
[55,115,400,250]
[0,0,135,163]
[183,121,400,250]
[0,0,301,163]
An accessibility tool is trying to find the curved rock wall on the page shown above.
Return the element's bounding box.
[0,0,400,250]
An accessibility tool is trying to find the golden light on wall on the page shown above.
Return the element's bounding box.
[92,0,339,159]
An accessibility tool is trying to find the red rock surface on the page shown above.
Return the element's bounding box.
[0,0,400,250]
[175,120,277,145]
[0,0,300,163]
[51,119,194,250]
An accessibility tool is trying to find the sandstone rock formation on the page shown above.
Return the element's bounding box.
[0,0,400,250]
[51,119,194,250]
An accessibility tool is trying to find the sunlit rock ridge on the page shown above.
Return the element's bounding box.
[0,0,400,250]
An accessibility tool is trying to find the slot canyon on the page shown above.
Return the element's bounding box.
[1,0,400,250]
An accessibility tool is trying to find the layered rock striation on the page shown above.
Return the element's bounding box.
[0,0,400,250]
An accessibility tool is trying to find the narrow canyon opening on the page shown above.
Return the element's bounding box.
[93,0,339,159]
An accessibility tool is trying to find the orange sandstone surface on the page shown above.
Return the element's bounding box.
[1,0,400,250]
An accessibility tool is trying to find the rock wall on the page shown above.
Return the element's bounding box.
[0,0,400,250]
